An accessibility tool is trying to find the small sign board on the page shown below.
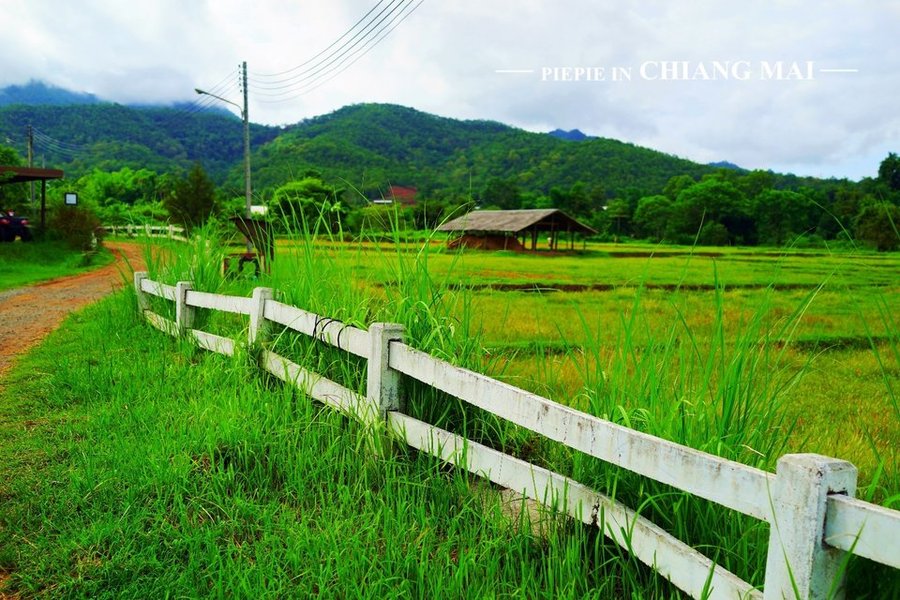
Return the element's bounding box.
[65,192,78,205]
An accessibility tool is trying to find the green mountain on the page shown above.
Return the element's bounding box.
[1,88,851,205]
[0,100,281,181]
[239,103,717,201]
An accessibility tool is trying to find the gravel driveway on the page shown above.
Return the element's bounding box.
[0,242,146,378]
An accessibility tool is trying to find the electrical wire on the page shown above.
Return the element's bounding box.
[252,0,389,79]
[249,0,404,89]
[255,0,423,104]
[164,72,238,118]
[150,69,241,130]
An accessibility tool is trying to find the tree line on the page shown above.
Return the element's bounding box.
[2,98,898,250]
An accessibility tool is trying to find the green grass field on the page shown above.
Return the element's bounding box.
[1,234,897,597]
[0,240,113,291]
[277,239,899,488]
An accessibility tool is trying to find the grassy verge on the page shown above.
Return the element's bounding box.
[0,241,113,291]
[0,293,685,598]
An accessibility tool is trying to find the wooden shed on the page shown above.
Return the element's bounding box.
[437,209,595,251]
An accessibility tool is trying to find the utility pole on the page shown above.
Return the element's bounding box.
[241,61,251,222]
[27,125,34,209]
[195,62,253,252]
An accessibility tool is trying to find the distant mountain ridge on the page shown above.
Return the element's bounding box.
[708,160,744,171]
[1,83,824,200]
[0,80,102,107]
[548,128,594,141]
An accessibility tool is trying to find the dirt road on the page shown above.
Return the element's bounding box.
[0,242,145,378]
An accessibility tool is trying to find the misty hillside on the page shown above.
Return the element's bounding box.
[2,83,834,202]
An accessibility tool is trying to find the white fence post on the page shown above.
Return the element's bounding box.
[134,271,150,312]
[365,323,405,425]
[174,281,194,335]
[249,287,273,346]
[763,454,857,600]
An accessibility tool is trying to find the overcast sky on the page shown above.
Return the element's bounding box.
[2,0,898,180]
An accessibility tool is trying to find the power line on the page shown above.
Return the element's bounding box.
[30,127,95,160]
[250,0,405,89]
[150,70,241,130]
[163,73,238,117]
[255,0,424,104]
[252,0,390,79]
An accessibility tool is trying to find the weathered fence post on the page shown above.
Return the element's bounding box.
[365,323,405,425]
[168,224,175,239]
[248,287,273,346]
[134,271,150,313]
[174,281,193,335]
[763,454,857,600]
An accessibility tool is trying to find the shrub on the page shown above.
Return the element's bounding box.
[48,205,103,251]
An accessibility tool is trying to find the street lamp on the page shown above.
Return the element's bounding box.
[195,61,252,251]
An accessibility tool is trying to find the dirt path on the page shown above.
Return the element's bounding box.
[0,241,146,379]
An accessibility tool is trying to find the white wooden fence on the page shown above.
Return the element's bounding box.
[104,224,187,242]
[133,272,900,599]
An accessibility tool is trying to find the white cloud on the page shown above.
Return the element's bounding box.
[1,0,897,179]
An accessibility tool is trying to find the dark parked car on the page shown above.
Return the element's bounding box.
[0,210,33,242]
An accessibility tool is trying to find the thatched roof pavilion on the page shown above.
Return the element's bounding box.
[437,209,595,251]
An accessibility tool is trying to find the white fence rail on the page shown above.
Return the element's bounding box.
[105,224,187,242]
[133,272,900,599]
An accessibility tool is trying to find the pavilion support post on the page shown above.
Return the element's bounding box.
[40,179,47,231]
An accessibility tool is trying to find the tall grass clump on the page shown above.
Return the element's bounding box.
[106,214,898,596]
[2,231,701,598]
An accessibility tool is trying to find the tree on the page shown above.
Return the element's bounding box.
[662,174,696,200]
[164,163,218,232]
[751,189,812,245]
[605,199,632,237]
[669,179,750,244]
[633,195,673,241]
[410,199,447,230]
[480,178,521,210]
[878,152,900,192]
[270,176,345,232]
[736,169,776,200]
[0,144,27,212]
[855,202,900,251]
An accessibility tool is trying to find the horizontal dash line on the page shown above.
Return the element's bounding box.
[495,69,535,74]
[818,68,859,73]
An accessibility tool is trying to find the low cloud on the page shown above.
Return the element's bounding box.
[1,0,896,179]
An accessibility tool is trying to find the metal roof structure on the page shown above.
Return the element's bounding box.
[0,165,65,230]
[0,166,64,184]
[437,209,596,235]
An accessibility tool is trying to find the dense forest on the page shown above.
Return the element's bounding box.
[1,87,898,250]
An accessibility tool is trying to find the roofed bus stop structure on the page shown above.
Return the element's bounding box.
[437,209,596,251]
[0,166,65,230]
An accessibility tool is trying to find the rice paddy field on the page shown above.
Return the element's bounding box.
[283,239,899,489]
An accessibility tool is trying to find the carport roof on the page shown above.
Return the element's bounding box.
[0,165,64,184]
